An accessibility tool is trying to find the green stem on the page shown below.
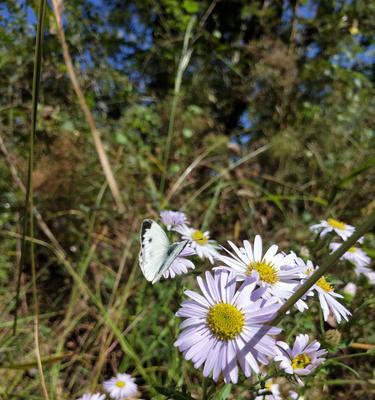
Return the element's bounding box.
[13,0,47,336]
[327,351,375,362]
[318,379,368,386]
[21,1,50,398]
[270,209,375,325]
[160,17,195,195]
[202,377,208,400]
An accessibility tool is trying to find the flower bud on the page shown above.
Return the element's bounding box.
[325,329,342,348]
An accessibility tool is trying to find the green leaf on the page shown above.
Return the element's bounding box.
[339,156,375,187]
[217,384,232,399]
[115,131,128,144]
[61,120,75,132]
[182,0,200,14]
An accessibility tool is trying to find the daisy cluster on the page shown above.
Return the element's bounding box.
[77,373,140,400]
[155,212,372,397]
[311,218,374,284]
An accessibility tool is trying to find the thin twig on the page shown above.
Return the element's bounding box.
[50,0,125,213]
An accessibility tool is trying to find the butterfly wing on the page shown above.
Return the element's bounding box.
[139,219,190,284]
[151,239,190,284]
[139,219,170,282]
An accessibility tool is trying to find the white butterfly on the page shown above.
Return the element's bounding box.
[139,219,190,284]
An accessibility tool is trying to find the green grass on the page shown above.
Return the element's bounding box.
[0,1,375,399]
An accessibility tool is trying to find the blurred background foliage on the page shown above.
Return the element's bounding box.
[0,0,374,398]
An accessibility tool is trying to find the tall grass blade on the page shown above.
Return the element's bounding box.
[13,0,47,335]
[160,16,196,195]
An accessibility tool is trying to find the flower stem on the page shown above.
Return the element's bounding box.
[202,377,208,400]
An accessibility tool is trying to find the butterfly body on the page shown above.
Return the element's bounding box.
[139,219,189,284]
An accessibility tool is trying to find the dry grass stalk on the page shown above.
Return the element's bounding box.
[50,0,125,213]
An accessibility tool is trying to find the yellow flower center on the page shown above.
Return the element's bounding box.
[306,269,333,292]
[191,230,208,246]
[265,380,273,390]
[291,353,311,370]
[246,261,279,284]
[207,303,244,341]
[348,246,357,253]
[316,276,333,292]
[327,218,346,231]
[115,380,126,388]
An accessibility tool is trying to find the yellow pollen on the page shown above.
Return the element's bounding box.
[316,276,333,292]
[115,380,126,388]
[192,230,208,246]
[327,218,346,231]
[207,303,244,341]
[348,246,357,253]
[292,353,311,370]
[246,261,279,284]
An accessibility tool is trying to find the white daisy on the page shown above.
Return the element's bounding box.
[77,394,105,400]
[343,282,357,298]
[176,225,220,264]
[329,242,373,283]
[163,246,195,279]
[310,218,355,241]
[160,210,188,230]
[359,269,375,284]
[329,242,370,268]
[295,258,351,323]
[275,334,326,381]
[218,236,302,306]
[103,372,139,399]
[255,379,281,400]
[174,270,282,383]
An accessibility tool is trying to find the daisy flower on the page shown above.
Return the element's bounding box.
[174,270,282,383]
[343,282,357,299]
[359,269,375,284]
[255,379,281,400]
[77,394,105,400]
[275,334,326,381]
[160,210,188,230]
[103,373,139,399]
[295,258,351,324]
[289,390,304,399]
[310,218,355,241]
[163,246,195,279]
[176,225,219,264]
[329,242,370,269]
[218,236,302,306]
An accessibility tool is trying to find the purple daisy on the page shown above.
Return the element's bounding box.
[275,334,327,381]
[163,246,196,279]
[160,210,188,230]
[174,270,282,383]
